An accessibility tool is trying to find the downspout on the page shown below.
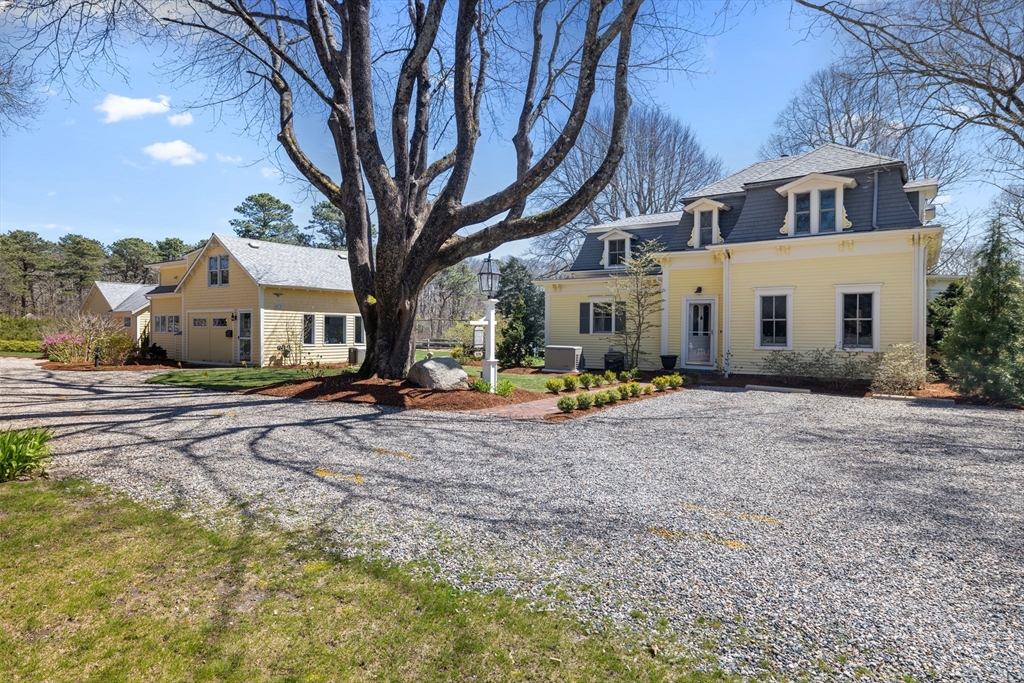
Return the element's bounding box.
[872,170,880,230]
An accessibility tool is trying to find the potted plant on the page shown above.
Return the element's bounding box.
[660,354,678,371]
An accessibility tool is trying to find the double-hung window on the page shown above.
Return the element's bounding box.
[324,315,346,344]
[699,211,713,247]
[755,288,793,349]
[794,193,811,234]
[154,316,166,334]
[588,300,624,334]
[208,255,229,286]
[123,316,132,328]
[167,315,179,334]
[819,189,836,233]
[607,239,626,267]
[835,285,880,351]
[302,314,315,345]
[354,316,365,345]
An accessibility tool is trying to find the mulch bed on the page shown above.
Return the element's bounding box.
[543,387,684,422]
[249,374,547,411]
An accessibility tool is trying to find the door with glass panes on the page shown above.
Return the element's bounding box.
[684,300,716,366]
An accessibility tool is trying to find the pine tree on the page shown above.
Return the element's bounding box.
[308,201,347,249]
[496,297,531,368]
[942,220,1024,404]
[495,257,544,351]
[230,193,311,246]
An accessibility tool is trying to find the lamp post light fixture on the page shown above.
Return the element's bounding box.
[475,255,501,393]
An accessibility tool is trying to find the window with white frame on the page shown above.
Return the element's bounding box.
[154,316,166,334]
[168,315,179,333]
[354,316,365,345]
[794,193,811,234]
[123,316,132,328]
[212,317,228,328]
[324,315,346,344]
[607,239,627,266]
[208,255,230,286]
[777,174,856,237]
[834,284,881,351]
[699,211,713,247]
[302,314,315,345]
[754,288,794,349]
[592,302,614,333]
[819,189,836,232]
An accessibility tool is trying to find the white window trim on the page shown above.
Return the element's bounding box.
[208,255,230,287]
[684,197,730,248]
[777,174,855,237]
[588,295,616,335]
[302,313,317,346]
[602,237,629,270]
[323,314,347,345]
[834,283,882,352]
[237,309,253,364]
[681,296,719,368]
[353,315,366,346]
[754,286,794,350]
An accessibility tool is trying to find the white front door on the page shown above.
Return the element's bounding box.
[684,299,717,367]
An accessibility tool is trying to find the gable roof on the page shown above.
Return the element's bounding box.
[93,282,155,313]
[179,233,353,292]
[691,143,904,198]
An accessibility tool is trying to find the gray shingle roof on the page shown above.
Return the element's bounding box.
[210,233,353,291]
[94,282,155,312]
[690,143,904,198]
[587,211,685,232]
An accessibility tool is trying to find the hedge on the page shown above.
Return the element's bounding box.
[0,340,43,353]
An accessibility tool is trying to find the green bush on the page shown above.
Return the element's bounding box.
[575,392,594,410]
[652,376,671,391]
[451,346,468,363]
[617,384,630,400]
[870,344,933,395]
[544,378,565,394]
[667,374,683,389]
[683,371,701,385]
[0,340,42,353]
[562,375,578,391]
[469,378,491,393]
[604,389,618,404]
[578,373,594,390]
[628,382,641,397]
[642,384,653,395]
[592,374,605,387]
[0,427,53,481]
[593,392,607,407]
[100,331,138,366]
[495,378,514,397]
[603,369,617,384]
[617,370,632,383]
[0,315,53,341]
[757,349,878,391]
[556,395,577,412]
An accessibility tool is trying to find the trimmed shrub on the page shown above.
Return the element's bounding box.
[451,346,468,363]
[628,382,641,397]
[603,369,617,384]
[0,315,52,342]
[41,334,88,363]
[0,340,42,353]
[642,384,653,395]
[578,373,594,390]
[593,392,607,407]
[100,331,138,366]
[617,384,630,400]
[667,373,683,389]
[592,374,606,386]
[470,378,491,393]
[604,389,618,404]
[652,375,671,391]
[757,348,879,391]
[557,395,577,412]
[575,392,594,410]
[495,378,515,397]
[562,375,578,391]
[545,378,565,394]
[148,344,168,360]
[0,427,52,481]
[871,344,932,395]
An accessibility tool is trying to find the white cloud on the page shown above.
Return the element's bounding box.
[96,94,170,123]
[167,112,194,126]
[216,153,243,163]
[260,167,282,179]
[142,140,207,165]
[47,191,56,197]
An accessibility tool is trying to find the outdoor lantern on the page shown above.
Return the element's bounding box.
[478,254,501,298]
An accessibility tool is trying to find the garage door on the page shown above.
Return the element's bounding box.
[188,312,234,364]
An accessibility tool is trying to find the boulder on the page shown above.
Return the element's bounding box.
[408,356,469,390]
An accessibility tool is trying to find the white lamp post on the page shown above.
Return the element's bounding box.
[475,254,501,393]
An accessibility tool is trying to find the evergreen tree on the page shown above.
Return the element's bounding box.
[926,280,964,376]
[229,193,311,245]
[308,200,346,249]
[155,237,199,261]
[106,237,160,283]
[495,257,544,351]
[942,220,1024,404]
[496,296,531,367]
[56,234,106,304]
[0,230,56,315]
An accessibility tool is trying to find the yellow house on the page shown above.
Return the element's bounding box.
[81,281,155,343]
[146,233,364,366]
[537,144,944,375]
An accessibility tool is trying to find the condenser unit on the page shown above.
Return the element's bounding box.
[544,345,582,373]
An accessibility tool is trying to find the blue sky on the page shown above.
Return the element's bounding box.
[0,2,996,257]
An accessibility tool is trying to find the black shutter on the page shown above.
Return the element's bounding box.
[614,303,625,332]
[579,302,590,334]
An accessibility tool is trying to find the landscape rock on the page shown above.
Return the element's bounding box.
[407,357,469,390]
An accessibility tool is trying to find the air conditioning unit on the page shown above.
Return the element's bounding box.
[544,345,582,373]
[348,347,366,366]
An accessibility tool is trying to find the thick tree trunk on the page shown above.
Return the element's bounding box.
[357,275,423,380]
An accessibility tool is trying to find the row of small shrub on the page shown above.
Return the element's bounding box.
[758,345,932,395]
[557,382,650,412]
[0,339,43,353]
[469,377,514,397]
[0,315,54,342]
[651,373,684,391]
[546,368,640,394]
[0,427,53,481]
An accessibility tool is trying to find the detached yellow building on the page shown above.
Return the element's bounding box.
[81,281,156,343]
[537,144,944,375]
[146,233,364,366]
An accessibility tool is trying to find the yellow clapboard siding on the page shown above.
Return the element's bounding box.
[149,296,184,360]
[262,287,363,366]
[667,265,724,367]
[159,263,187,288]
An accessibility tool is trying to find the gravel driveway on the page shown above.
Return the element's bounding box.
[2,356,1022,681]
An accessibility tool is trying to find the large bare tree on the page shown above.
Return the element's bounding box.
[7,0,718,377]
[530,105,723,274]
[0,48,43,134]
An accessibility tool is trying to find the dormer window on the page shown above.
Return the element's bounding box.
[777,173,856,237]
[684,198,730,249]
[607,239,627,266]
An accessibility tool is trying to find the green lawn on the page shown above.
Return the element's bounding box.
[0,479,725,682]
[464,366,555,392]
[415,349,450,361]
[147,367,352,392]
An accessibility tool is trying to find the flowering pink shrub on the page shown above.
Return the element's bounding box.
[41,334,87,363]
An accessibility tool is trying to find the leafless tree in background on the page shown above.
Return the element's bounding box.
[530,106,723,274]
[0,48,43,135]
[993,185,1024,252]
[5,0,725,377]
